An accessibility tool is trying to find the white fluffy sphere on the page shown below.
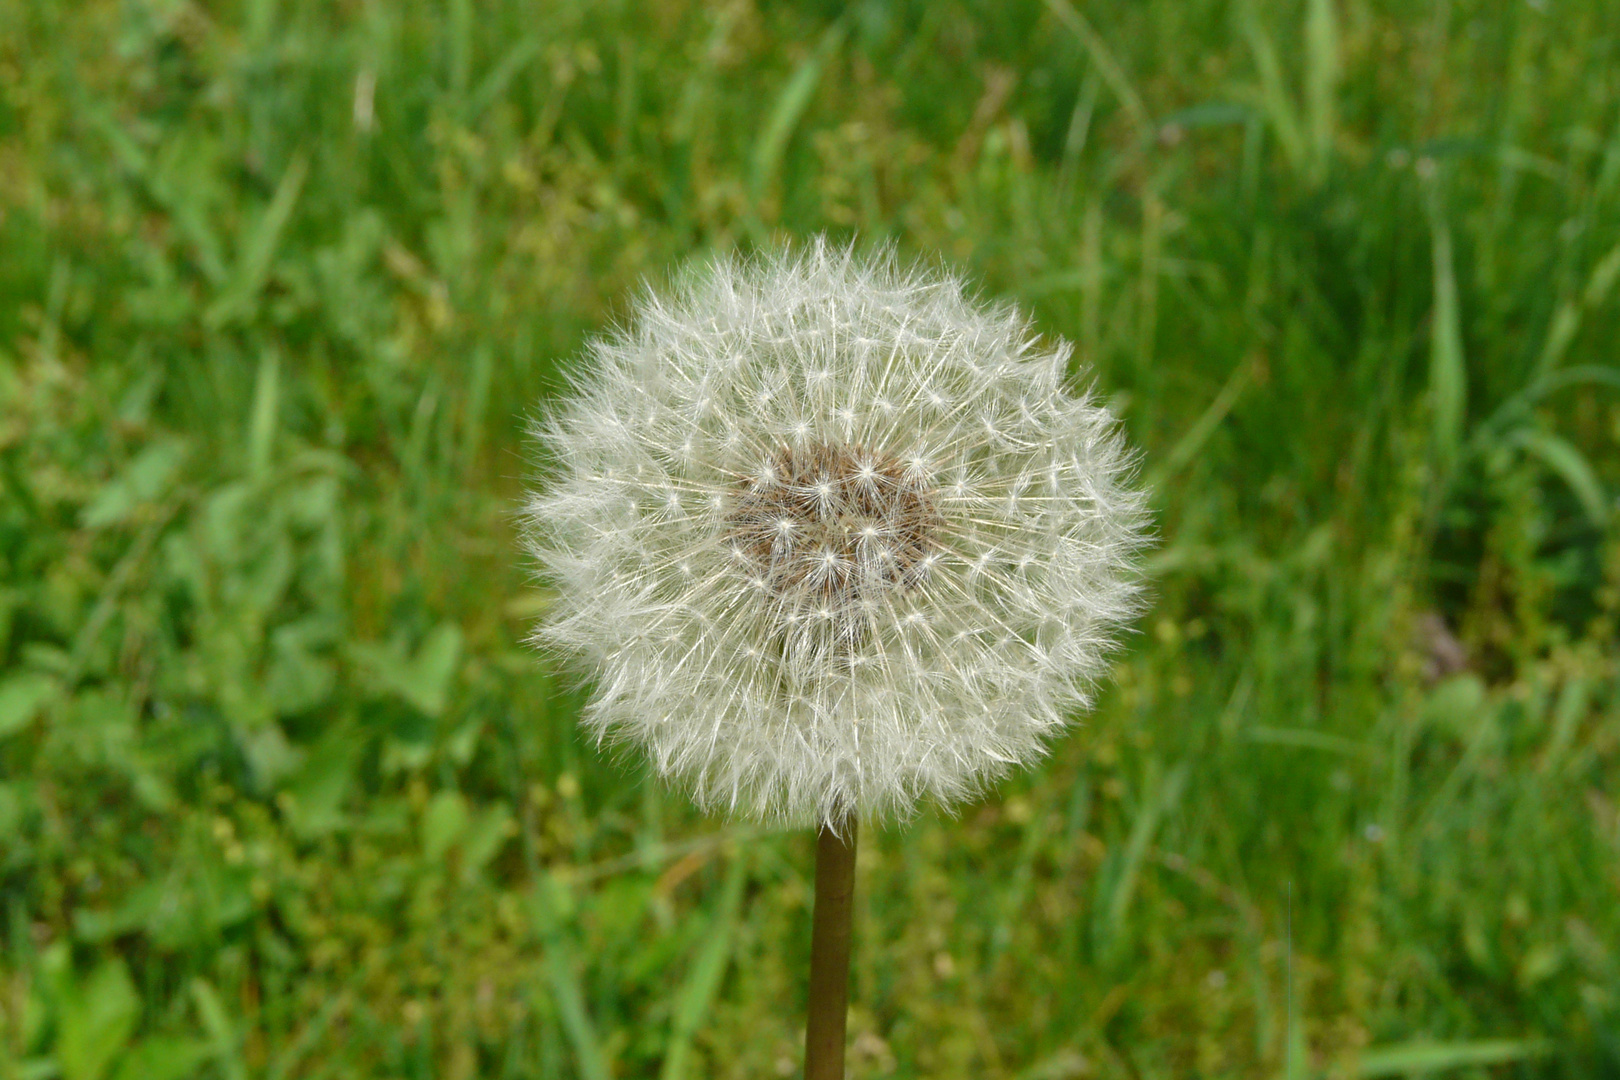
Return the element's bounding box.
[524,240,1148,829]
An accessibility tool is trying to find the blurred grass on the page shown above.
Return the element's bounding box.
[1,0,1618,1077]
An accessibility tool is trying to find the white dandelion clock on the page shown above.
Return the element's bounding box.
[525,239,1148,831]
[523,239,1149,1079]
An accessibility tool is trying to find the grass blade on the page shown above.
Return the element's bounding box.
[749,21,845,203]
[1539,676,1591,776]
[659,849,749,1080]
[189,979,247,1080]
[468,36,543,122]
[264,992,349,1080]
[1244,725,1377,759]
[1096,762,1188,961]
[1042,0,1149,136]
[1147,356,1254,487]
[530,876,611,1080]
[248,348,280,479]
[1354,1038,1554,1077]
[1239,1,1304,172]
[1535,239,1620,376]
[1426,189,1466,472]
[1511,429,1610,525]
[205,154,309,327]
[1304,0,1339,178]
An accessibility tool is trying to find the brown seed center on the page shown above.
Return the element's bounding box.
[725,442,940,613]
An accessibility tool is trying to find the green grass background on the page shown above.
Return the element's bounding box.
[2,0,1619,1077]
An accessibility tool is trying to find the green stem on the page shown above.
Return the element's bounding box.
[804,819,857,1080]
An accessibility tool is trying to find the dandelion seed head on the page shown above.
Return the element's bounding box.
[524,239,1149,828]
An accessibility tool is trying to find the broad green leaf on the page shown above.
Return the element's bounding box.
[265,632,337,716]
[73,881,163,944]
[0,781,28,836]
[56,958,139,1080]
[421,789,470,863]
[0,671,58,738]
[282,723,362,838]
[112,1038,211,1080]
[459,802,515,879]
[281,472,341,528]
[241,722,303,789]
[351,623,463,717]
[80,439,189,528]
[401,622,463,717]
[1421,673,1488,741]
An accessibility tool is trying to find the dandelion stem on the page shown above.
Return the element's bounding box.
[804,818,857,1080]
